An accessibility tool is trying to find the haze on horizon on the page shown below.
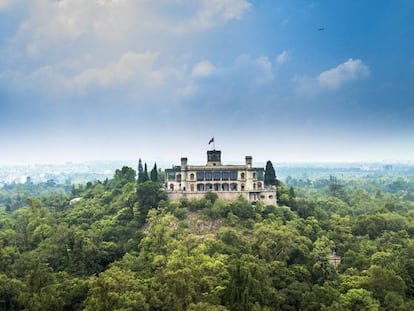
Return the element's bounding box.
[1,0,413,166]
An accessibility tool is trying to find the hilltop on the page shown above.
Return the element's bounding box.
[1,165,414,310]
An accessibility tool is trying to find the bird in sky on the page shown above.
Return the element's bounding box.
[317,27,325,31]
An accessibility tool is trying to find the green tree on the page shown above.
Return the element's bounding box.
[150,163,158,182]
[84,266,148,311]
[137,158,144,183]
[340,288,380,311]
[224,254,276,311]
[231,196,255,219]
[113,166,136,188]
[160,248,229,310]
[142,163,149,183]
[264,160,277,186]
[302,284,340,311]
[360,265,406,304]
[136,181,167,224]
[0,274,27,310]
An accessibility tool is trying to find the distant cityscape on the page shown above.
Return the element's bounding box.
[1,160,413,187]
[0,161,137,186]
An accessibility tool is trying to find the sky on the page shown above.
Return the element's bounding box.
[0,0,413,166]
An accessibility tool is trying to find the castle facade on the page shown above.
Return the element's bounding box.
[165,150,277,205]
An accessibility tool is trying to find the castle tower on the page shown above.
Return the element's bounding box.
[207,150,222,166]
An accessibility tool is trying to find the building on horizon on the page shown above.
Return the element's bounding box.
[165,150,277,205]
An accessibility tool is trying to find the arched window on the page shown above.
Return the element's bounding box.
[253,183,256,190]
[241,172,245,179]
[197,184,205,192]
[222,183,229,191]
[214,184,220,191]
[241,183,245,191]
[190,173,195,181]
[176,174,181,182]
[170,184,174,191]
[258,182,262,189]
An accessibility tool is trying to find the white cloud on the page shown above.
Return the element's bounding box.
[233,54,274,84]
[2,50,186,98]
[192,60,216,77]
[179,54,275,98]
[70,51,161,90]
[176,0,251,33]
[276,50,291,65]
[13,0,251,49]
[254,56,273,83]
[14,0,145,47]
[0,0,15,11]
[2,0,252,97]
[293,75,319,96]
[294,58,370,95]
[318,58,370,90]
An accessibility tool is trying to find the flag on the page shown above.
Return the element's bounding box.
[208,137,214,145]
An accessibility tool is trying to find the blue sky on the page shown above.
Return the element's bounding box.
[0,0,413,165]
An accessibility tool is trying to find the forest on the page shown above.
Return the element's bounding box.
[1,164,414,310]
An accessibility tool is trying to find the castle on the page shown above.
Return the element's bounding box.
[165,150,277,205]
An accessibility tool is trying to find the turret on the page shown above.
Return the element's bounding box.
[207,150,222,166]
[245,156,252,168]
[181,157,188,170]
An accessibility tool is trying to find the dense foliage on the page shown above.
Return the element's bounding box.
[0,182,71,212]
[1,166,414,310]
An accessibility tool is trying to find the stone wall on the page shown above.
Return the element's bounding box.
[167,189,277,206]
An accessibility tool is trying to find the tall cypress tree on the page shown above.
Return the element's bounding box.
[137,158,144,183]
[142,163,149,182]
[150,163,158,182]
[264,160,277,186]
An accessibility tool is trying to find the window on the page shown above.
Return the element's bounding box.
[214,183,220,191]
[206,183,213,191]
[167,171,176,180]
[230,183,238,191]
[258,182,262,189]
[197,183,205,191]
[176,174,181,182]
[205,171,212,181]
[190,184,194,192]
[222,183,229,191]
[253,172,256,179]
[222,171,229,180]
[230,171,237,180]
[241,172,245,179]
[170,184,174,191]
[241,184,245,191]
[253,183,256,190]
[269,195,274,199]
[190,173,195,181]
[213,171,222,180]
[196,171,204,181]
